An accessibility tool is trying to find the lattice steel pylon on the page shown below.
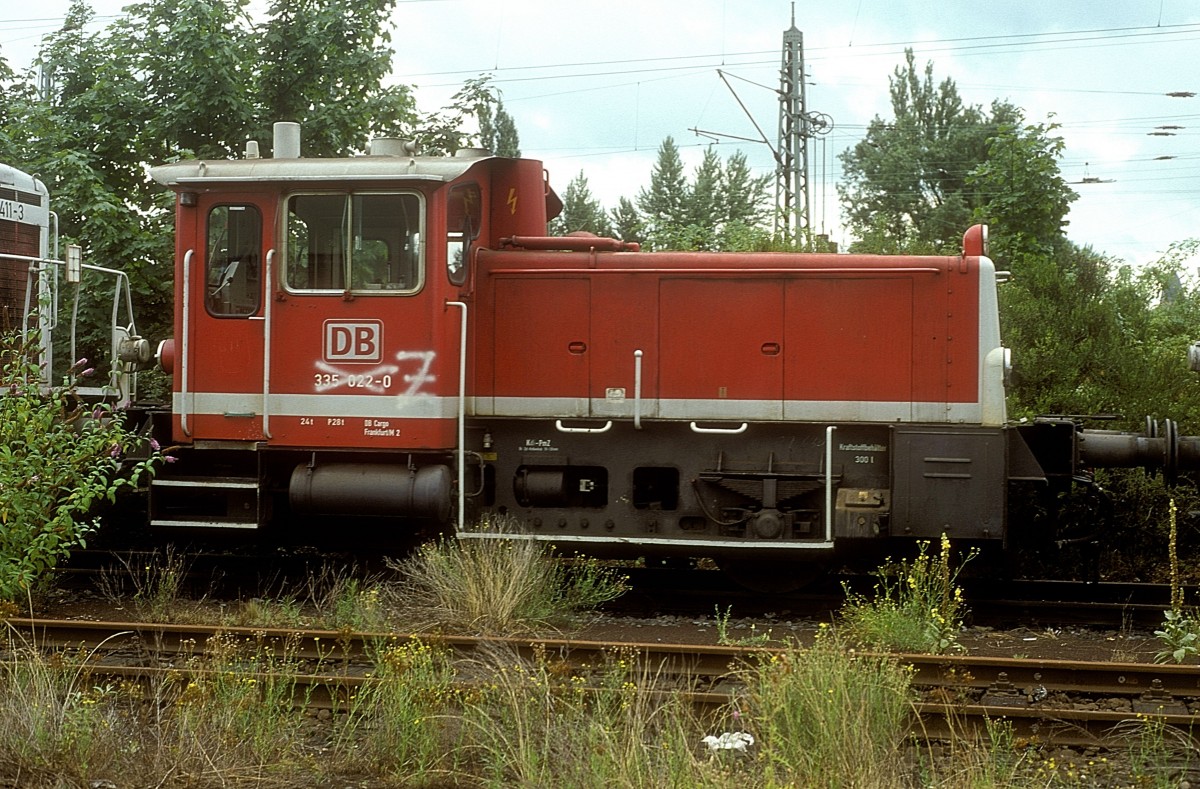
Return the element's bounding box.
[776,6,831,242]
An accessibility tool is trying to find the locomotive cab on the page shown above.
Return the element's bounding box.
[147,125,555,532]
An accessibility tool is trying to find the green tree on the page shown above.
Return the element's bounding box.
[1002,240,1200,427]
[636,136,691,249]
[635,138,771,251]
[122,0,256,160]
[708,149,773,251]
[257,0,416,156]
[840,49,1020,252]
[550,171,613,237]
[0,52,16,153]
[968,116,1077,263]
[999,243,1121,418]
[722,150,772,227]
[686,147,724,248]
[479,96,520,157]
[610,197,644,245]
[416,76,515,155]
[10,2,175,355]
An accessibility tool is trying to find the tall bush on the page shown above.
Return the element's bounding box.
[0,329,161,600]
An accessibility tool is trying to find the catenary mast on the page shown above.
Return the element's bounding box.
[776,5,831,243]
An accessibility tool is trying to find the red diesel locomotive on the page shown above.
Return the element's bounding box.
[144,123,1198,568]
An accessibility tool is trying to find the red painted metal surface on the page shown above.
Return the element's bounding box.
[472,247,984,414]
[171,186,461,450]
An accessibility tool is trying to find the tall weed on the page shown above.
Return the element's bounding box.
[460,644,717,789]
[841,533,972,653]
[1156,498,1200,663]
[0,643,134,783]
[740,636,914,788]
[156,631,309,781]
[331,639,459,781]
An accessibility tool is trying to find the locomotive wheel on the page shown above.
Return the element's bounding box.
[718,559,822,593]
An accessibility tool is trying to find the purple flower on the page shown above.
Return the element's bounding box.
[109,444,122,458]
[164,455,178,464]
[68,357,88,372]
[149,438,161,452]
[80,368,95,377]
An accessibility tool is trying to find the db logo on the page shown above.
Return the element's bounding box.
[323,320,382,363]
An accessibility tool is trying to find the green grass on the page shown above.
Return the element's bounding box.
[740,635,914,788]
[389,534,628,635]
[458,643,719,789]
[5,534,1177,786]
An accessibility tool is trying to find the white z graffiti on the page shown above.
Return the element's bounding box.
[394,350,437,395]
[313,350,437,396]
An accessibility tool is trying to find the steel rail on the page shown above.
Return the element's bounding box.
[9,617,1200,694]
[7,617,1200,747]
[17,659,1195,748]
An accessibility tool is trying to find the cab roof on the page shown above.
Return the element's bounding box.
[0,162,48,196]
[149,152,494,187]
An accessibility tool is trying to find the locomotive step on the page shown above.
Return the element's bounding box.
[150,477,259,490]
[149,518,259,529]
[149,476,261,529]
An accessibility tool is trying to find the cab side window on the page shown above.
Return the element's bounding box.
[205,204,262,317]
[446,183,481,286]
[285,192,422,294]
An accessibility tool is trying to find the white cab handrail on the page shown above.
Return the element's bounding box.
[447,300,468,532]
[825,425,837,543]
[181,249,194,436]
[261,249,275,438]
[633,349,643,429]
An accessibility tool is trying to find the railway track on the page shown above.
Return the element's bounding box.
[7,616,1200,747]
[60,547,1200,629]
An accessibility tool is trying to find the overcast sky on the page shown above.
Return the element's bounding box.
[3,0,1199,266]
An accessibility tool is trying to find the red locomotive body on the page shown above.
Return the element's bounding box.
[466,225,1009,559]
[145,128,1192,570]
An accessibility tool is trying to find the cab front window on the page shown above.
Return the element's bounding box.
[284,191,423,293]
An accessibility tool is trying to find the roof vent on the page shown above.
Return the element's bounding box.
[454,147,491,159]
[245,140,260,159]
[369,138,418,157]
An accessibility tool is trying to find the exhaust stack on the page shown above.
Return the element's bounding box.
[273,122,301,159]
